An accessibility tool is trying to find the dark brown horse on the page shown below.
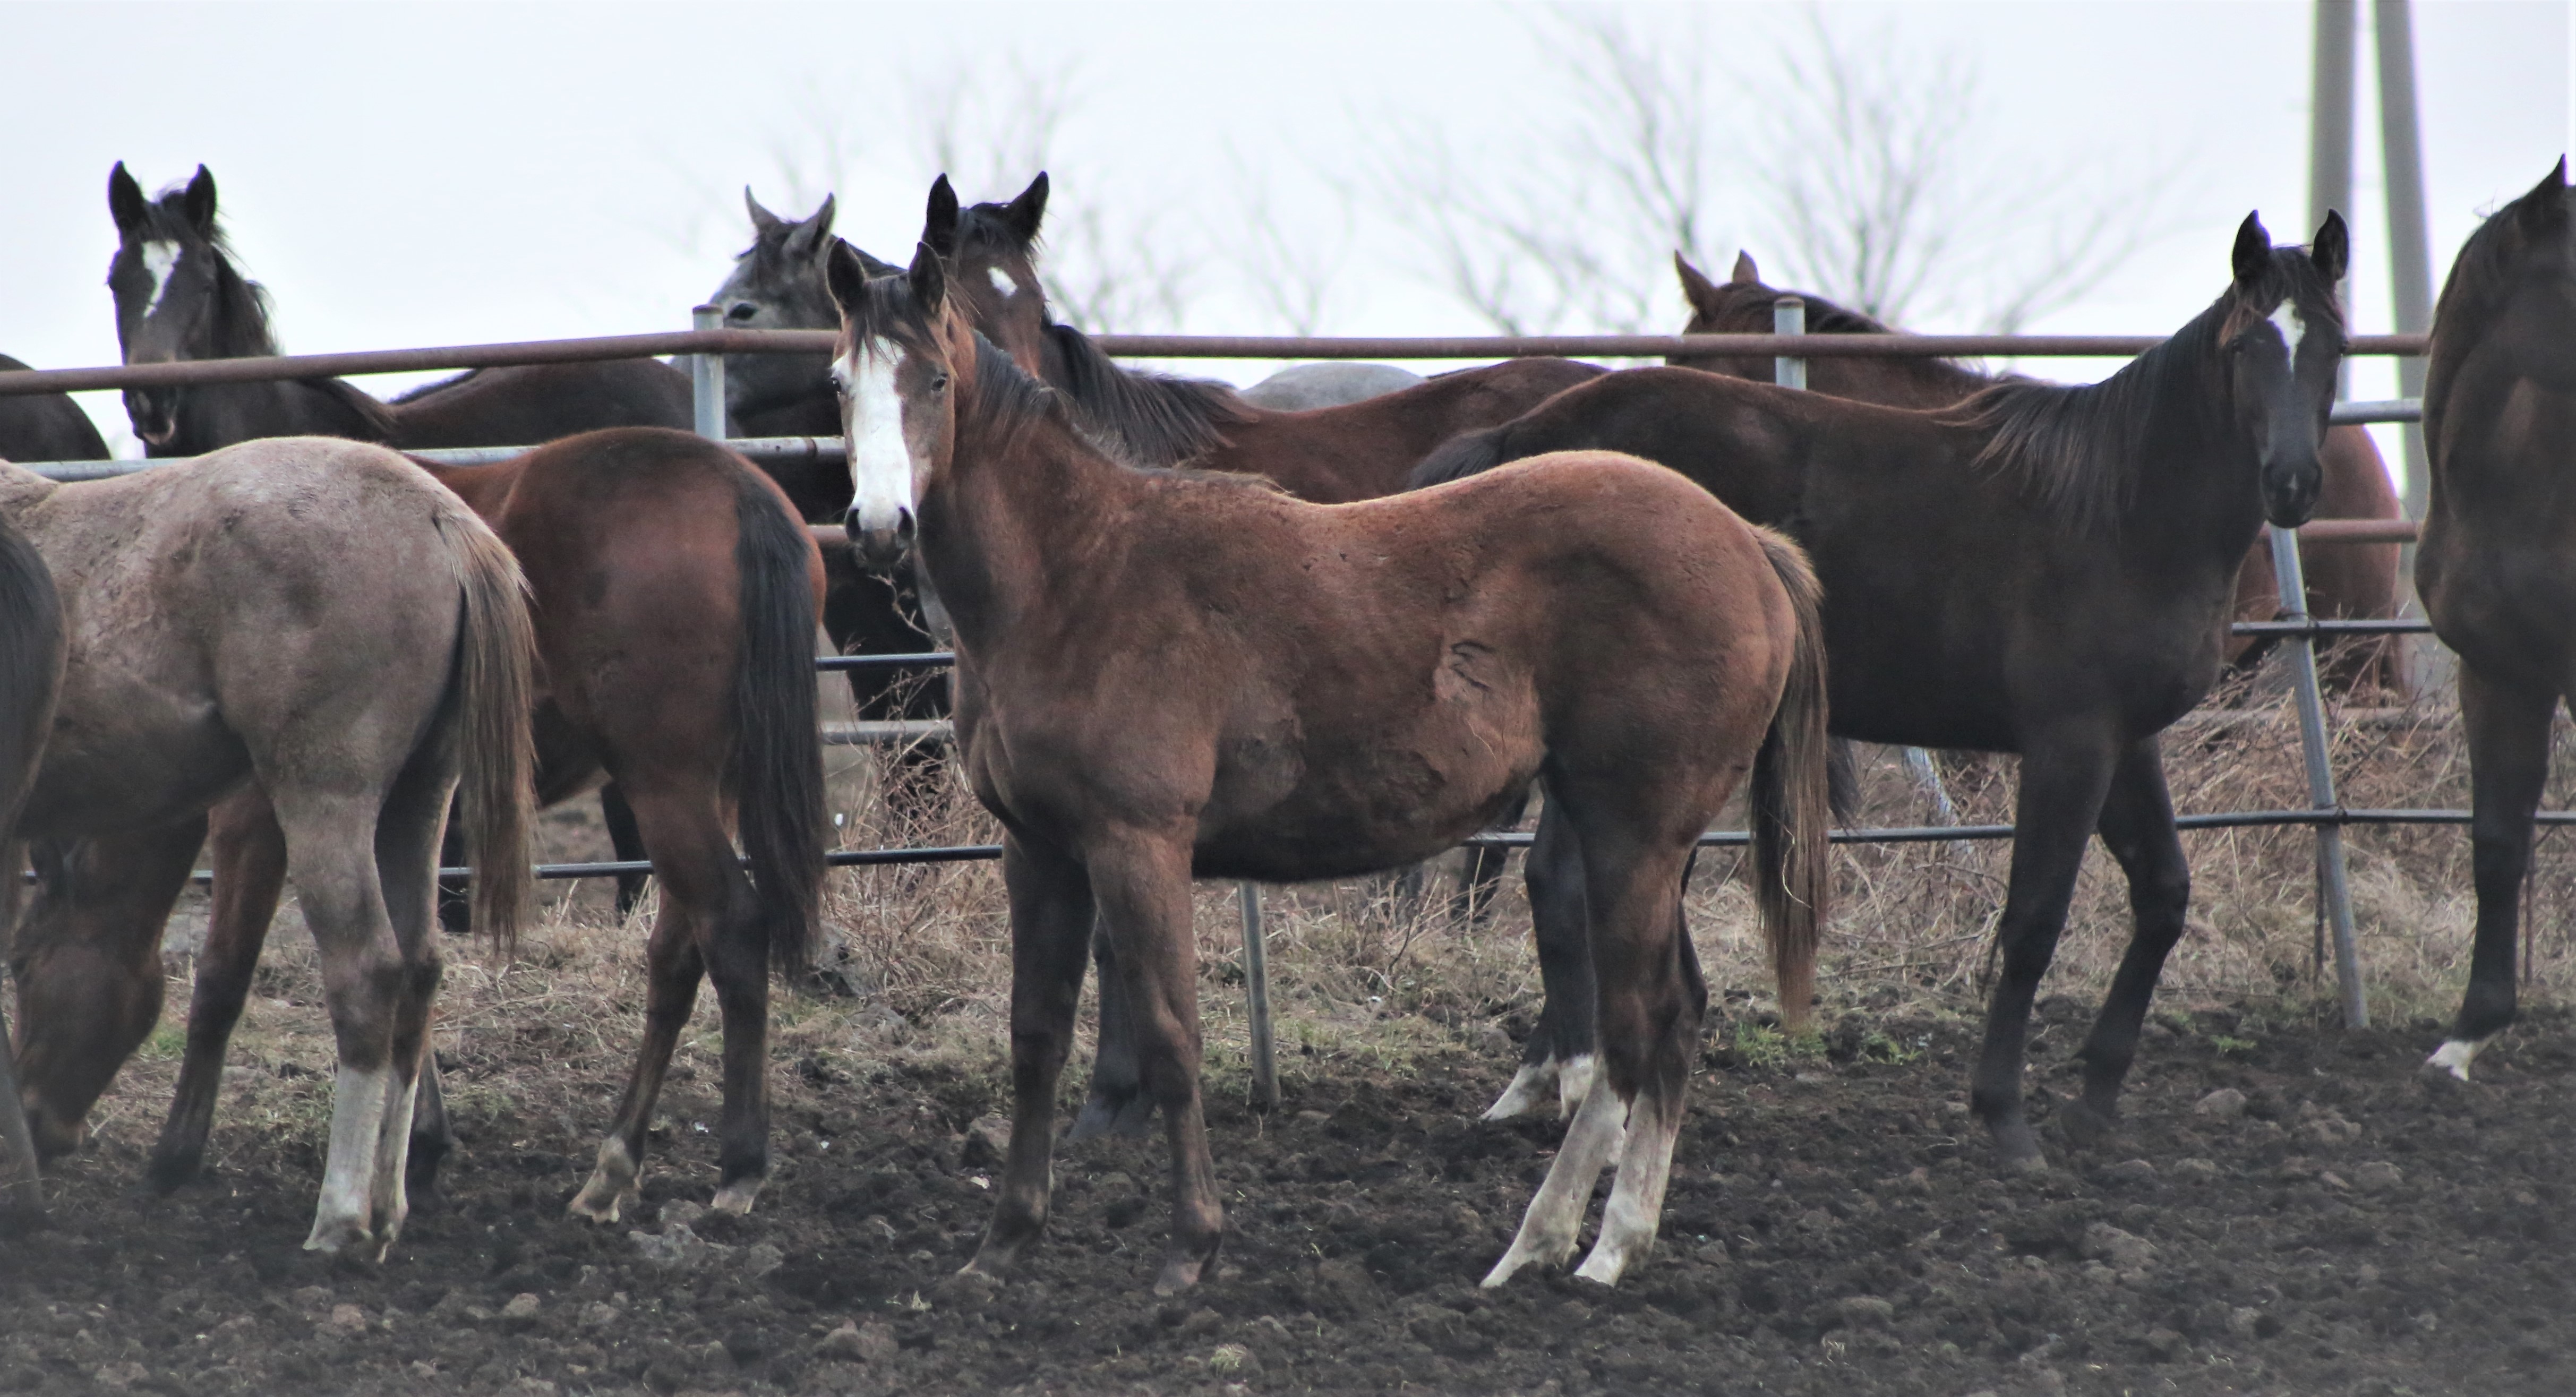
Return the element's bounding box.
[109,162,697,915]
[101,169,829,1215]
[2414,159,2576,1081]
[1415,214,2351,1171]
[0,512,65,1211]
[1672,250,2404,691]
[0,356,109,464]
[827,235,1830,1290]
[920,175,1607,501]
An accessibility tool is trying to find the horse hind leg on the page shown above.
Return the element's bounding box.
[2430,670,2556,1082]
[1490,818,1697,1289]
[359,725,460,1249]
[1484,800,1598,1124]
[151,790,289,1194]
[1069,921,1158,1141]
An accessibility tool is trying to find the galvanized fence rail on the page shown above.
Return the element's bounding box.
[3,315,2478,1099]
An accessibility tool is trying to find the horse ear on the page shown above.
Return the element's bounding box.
[181,166,218,237]
[1674,252,1720,310]
[2519,157,2570,234]
[923,176,961,258]
[1004,172,1049,243]
[2308,210,2350,285]
[1731,250,1760,285]
[909,239,947,314]
[108,162,150,235]
[787,194,837,259]
[824,238,873,316]
[745,187,783,234]
[2231,212,2273,288]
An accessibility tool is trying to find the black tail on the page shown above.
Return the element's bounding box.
[1406,424,1517,491]
[729,469,828,974]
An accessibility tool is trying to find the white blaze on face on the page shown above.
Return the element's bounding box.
[140,241,181,318]
[987,265,1016,299]
[2269,301,2307,362]
[840,343,914,533]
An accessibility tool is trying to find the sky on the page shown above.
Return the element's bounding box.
[1,1,2566,472]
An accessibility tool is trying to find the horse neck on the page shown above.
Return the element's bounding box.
[918,402,1136,649]
[2108,329,2263,557]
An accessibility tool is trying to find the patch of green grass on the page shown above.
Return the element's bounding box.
[1856,1030,1921,1065]
[1732,1022,1826,1068]
[137,1021,187,1062]
[2209,1034,2258,1058]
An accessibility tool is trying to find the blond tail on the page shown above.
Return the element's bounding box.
[436,507,537,952]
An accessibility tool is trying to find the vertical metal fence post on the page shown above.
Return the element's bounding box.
[1238,883,1278,1111]
[2269,525,2369,1026]
[691,304,726,441]
[1771,296,1807,391]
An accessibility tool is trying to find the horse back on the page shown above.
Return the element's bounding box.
[1214,357,1607,504]
[391,359,694,450]
[0,356,109,464]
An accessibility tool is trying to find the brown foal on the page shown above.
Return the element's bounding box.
[826,235,1832,1291]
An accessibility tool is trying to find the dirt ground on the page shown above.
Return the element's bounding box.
[5,944,2572,1397]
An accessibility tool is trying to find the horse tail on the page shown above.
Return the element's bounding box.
[435,503,537,952]
[1406,424,1516,491]
[0,517,64,939]
[1747,525,1832,1037]
[728,466,828,975]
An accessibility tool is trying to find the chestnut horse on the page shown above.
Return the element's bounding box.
[103,169,829,1216]
[0,512,65,1211]
[5,439,534,1257]
[1672,250,2403,691]
[109,162,697,916]
[1415,215,2350,1171]
[2415,159,2576,1081]
[826,235,1830,1291]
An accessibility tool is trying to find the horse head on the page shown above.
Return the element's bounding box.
[2220,211,2349,528]
[826,232,971,571]
[922,173,1055,374]
[709,188,878,422]
[106,162,267,447]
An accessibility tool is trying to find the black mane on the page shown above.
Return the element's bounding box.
[1697,280,1999,399]
[1038,324,1256,468]
[1948,249,2340,537]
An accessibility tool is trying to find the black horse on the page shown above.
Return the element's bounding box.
[2414,159,2576,1082]
[0,357,110,465]
[706,191,949,824]
[1411,213,2350,1170]
[106,162,698,919]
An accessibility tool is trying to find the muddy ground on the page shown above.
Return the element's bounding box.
[5,971,2572,1396]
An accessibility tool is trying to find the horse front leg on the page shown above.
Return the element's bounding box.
[151,789,289,1193]
[2430,666,2556,1081]
[1969,728,2117,1172]
[12,821,205,1162]
[964,834,1096,1277]
[1090,834,1221,1292]
[2062,735,2190,1145]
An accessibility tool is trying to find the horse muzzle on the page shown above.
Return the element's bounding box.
[122,387,178,448]
[844,506,915,573]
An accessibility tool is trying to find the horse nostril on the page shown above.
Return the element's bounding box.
[894,508,916,544]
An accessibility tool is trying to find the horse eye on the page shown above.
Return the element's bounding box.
[727,302,759,323]
[930,373,951,392]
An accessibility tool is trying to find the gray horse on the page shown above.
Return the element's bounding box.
[0,510,65,1212]
[4,438,535,1257]
[1237,361,1424,410]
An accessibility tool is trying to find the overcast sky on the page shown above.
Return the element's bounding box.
[3,2,2566,468]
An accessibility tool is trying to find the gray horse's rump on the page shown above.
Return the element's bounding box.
[1238,362,1424,411]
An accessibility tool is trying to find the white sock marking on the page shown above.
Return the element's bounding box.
[2428,1036,2488,1082]
[1483,1057,1558,1121]
[306,1063,393,1253]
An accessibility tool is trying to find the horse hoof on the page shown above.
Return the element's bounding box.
[1152,1253,1210,1295]
[302,1218,376,1257]
[2055,1098,2117,1149]
[711,1177,763,1216]
[2423,1038,2487,1085]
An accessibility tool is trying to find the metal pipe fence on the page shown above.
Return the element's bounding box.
[6,315,2468,1070]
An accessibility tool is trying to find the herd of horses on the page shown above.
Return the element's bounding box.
[0,156,2565,1297]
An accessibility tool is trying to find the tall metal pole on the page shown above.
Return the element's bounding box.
[1238,883,1277,1111]
[2271,526,2370,1027]
[2309,2,2358,398]
[2374,0,2435,521]
[690,303,727,441]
